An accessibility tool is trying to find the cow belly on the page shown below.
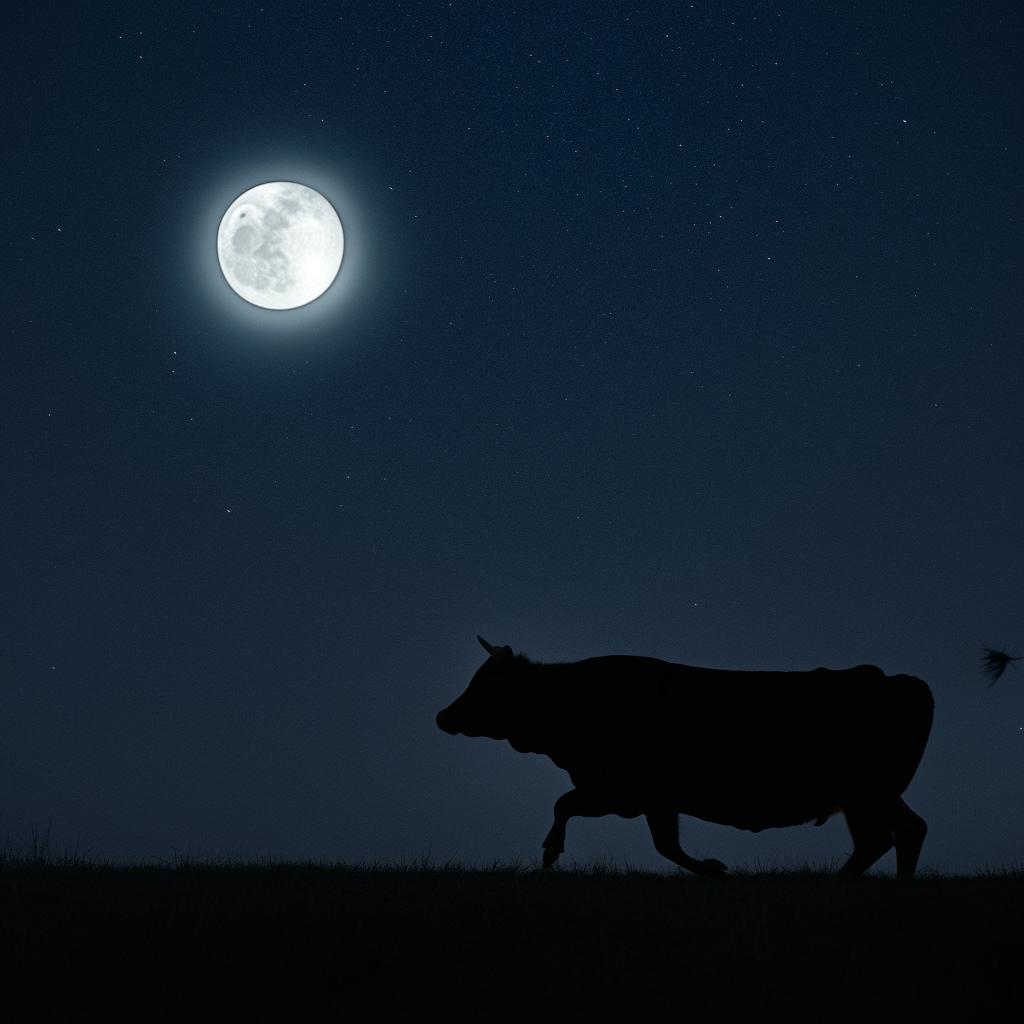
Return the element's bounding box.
[566,758,836,829]
[665,766,836,830]
[680,797,831,832]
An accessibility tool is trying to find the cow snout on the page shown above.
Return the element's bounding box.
[436,709,457,734]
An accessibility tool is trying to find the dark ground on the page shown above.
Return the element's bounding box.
[3,856,1021,1021]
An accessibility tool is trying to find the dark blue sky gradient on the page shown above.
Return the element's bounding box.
[3,2,1022,871]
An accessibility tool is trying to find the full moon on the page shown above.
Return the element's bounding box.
[216,181,344,310]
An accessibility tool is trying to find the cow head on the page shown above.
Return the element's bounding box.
[436,636,522,739]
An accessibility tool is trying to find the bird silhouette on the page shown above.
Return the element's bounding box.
[981,646,1022,686]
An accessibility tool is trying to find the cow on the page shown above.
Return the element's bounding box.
[436,636,934,878]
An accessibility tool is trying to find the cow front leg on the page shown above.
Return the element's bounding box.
[645,811,728,876]
[542,789,609,869]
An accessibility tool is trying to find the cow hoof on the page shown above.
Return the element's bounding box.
[693,858,728,877]
[542,839,563,868]
[542,836,564,867]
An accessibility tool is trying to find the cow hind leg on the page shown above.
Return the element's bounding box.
[841,798,927,878]
[542,789,612,868]
[645,812,727,877]
[839,802,895,877]
[892,798,927,879]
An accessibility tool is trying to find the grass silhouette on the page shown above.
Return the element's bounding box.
[3,849,1022,1019]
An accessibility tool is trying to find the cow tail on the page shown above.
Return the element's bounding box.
[892,674,934,795]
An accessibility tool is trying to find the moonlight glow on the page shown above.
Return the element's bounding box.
[216,181,344,310]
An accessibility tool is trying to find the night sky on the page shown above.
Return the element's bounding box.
[4,2,1022,874]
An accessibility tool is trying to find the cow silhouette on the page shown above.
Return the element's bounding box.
[437,637,934,877]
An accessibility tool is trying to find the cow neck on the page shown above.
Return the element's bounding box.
[502,659,576,756]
